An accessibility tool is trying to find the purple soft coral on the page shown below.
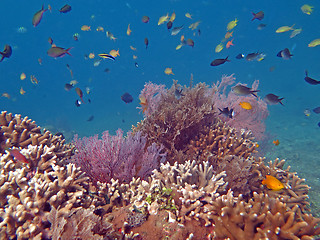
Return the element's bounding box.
[72,129,166,183]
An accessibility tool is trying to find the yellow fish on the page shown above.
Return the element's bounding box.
[262,175,285,191]
[308,39,320,47]
[176,44,183,50]
[96,26,104,32]
[239,101,252,110]
[158,14,169,25]
[275,25,295,33]
[164,68,174,75]
[227,18,238,31]
[1,93,10,99]
[185,13,192,19]
[130,46,137,51]
[189,21,201,30]
[301,4,313,15]
[88,53,95,59]
[169,12,176,22]
[133,55,138,59]
[70,80,78,86]
[81,25,91,31]
[127,24,132,36]
[109,49,120,57]
[20,73,26,80]
[290,28,302,38]
[215,43,224,53]
[20,87,26,95]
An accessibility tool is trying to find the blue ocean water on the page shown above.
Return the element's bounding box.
[1,0,319,212]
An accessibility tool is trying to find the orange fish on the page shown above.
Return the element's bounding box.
[164,68,174,75]
[273,139,280,146]
[226,39,234,48]
[109,49,120,57]
[20,87,26,95]
[127,24,132,36]
[225,31,233,39]
[262,175,285,191]
[20,73,26,80]
[8,149,29,163]
[81,25,91,31]
[75,87,85,103]
[139,96,148,113]
[239,101,252,110]
[1,93,10,99]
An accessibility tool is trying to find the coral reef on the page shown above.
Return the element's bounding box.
[1,73,319,240]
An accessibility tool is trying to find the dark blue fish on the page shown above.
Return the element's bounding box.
[218,107,234,119]
[235,53,244,59]
[305,70,320,85]
[0,45,12,62]
[121,92,133,103]
[59,4,71,13]
[313,107,320,114]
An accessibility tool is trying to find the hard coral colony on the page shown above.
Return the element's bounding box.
[0,75,320,239]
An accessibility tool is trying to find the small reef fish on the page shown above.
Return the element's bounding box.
[98,53,115,61]
[167,21,173,30]
[273,139,280,146]
[227,19,238,31]
[8,149,29,163]
[308,39,320,47]
[64,83,73,91]
[144,38,149,49]
[185,13,192,19]
[304,109,311,117]
[174,88,184,99]
[232,85,259,98]
[158,14,169,25]
[75,100,81,107]
[245,52,265,61]
[164,68,174,75]
[47,46,72,58]
[257,23,266,30]
[32,5,47,27]
[186,39,194,47]
[236,53,244,59]
[30,75,39,85]
[81,25,91,31]
[189,21,201,30]
[218,107,234,119]
[264,94,284,105]
[276,25,294,33]
[171,26,184,36]
[139,96,148,113]
[17,26,27,33]
[93,59,101,67]
[59,4,71,13]
[88,53,95,59]
[226,39,234,48]
[170,12,176,22]
[20,73,26,80]
[290,28,302,38]
[96,26,104,32]
[142,16,150,23]
[1,93,10,99]
[262,175,284,191]
[130,46,137,51]
[0,44,12,62]
[127,24,132,36]
[215,43,224,53]
[277,48,293,60]
[20,87,26,95]
[70,80,78,86]
[301,4,313,15]
[225,31,233,39]
[239,101,252,110]
[73,33,80,41]
[305,70,320,85]
[121,92,133,103]
[251,11,264,21]
[210,56,230,66]
[313,107,320,114]
[75,87,85,103]
[87,115,94,122]
[109,49,120,57]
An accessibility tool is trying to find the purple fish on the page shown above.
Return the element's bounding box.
[47,46,72,58]
[32,5,47,27]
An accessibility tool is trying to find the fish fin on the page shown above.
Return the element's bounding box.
[225,56,230,62]
[305,70,308,77]
[0,54,4,62]
[251,92,258,98]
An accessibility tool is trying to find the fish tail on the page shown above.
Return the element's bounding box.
[225,56,230,62]
[279,98,284,105]
[0,52,4,62]
[66,47,73,56]
[251,12,256,21]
